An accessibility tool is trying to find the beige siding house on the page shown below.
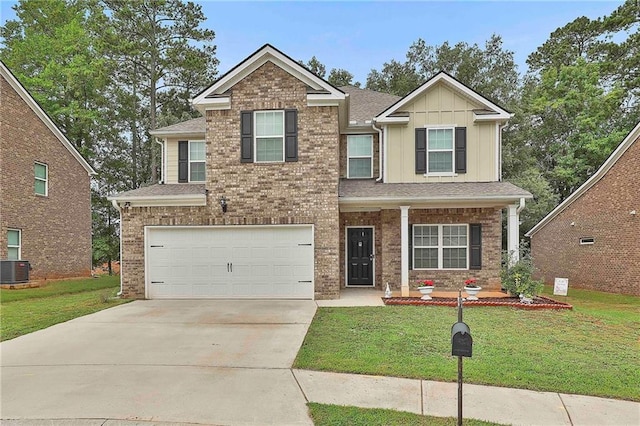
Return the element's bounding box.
[109,44,530,300]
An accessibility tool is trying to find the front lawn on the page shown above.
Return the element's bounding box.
[0,275,129,341]
[308,403,504,426]
[294,287,640,401]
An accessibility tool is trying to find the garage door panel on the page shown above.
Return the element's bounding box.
[146,226,313,299]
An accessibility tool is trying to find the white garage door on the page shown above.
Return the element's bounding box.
[146,225,314,299]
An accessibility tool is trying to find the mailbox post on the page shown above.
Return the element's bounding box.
[451,291,472,426]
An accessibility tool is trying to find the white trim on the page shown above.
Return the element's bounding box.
[107,194,206,207]
[375,72,511,123]
[495,122,501,181]
[192,44,345,114]
[346,134,374,179]
[383,124,389,183]
[198,96,231,111]
[0,61,95,175]
[526,122,640,237]
[254,110,285,163]
[34,161,48,196]
[7,228,22,260]
[188,140,206,182]
[507,203,520,264]
[111,200,123,296]
[412,224,469,270]
[344,226,376,287]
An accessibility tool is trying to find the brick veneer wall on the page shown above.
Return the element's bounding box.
[0,74,92,279]
[381,207,503,291]
[530,137,640,295]
[339,133,379,179]
[120,61,341,299]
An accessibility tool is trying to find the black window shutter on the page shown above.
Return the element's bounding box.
[455,127,467,174]
[284,109,298,162]
[178,141,188,183]
[240,111,253,163]
[415,128,426,174]
[469,223,482,270]
[408,224,413,270]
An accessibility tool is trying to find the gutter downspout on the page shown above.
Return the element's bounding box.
[111,199,123,297]
[155,138,165,184]
[372,121,383,182]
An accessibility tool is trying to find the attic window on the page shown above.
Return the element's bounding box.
[579,237,595,245]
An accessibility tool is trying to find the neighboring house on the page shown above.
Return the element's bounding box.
[0,61,95,280]
[109,44,531,300]
[526,122,640,296]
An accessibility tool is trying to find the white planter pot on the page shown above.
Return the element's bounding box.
[464,286,482,300]
[417,286,434,300]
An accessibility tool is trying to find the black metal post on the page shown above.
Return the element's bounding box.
[457,290,463,426]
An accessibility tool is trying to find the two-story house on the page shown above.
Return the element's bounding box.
[0,61,95,281]
[109,44,531,299]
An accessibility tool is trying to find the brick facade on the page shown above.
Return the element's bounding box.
[0,73,92,279]
[119,62,341,299]
[340,207,503,291]
[530,136,640,296]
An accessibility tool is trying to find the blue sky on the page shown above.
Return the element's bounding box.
[1,1,624,84]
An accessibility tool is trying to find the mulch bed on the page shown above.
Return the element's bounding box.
[382,295,573,310]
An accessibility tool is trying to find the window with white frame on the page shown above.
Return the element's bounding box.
[7,229,21,260]
[427,128,454,173]
[255,110,284,162]
[347,135,373,178]
[413,224,468,269]
[189,141,205,182]
[34,162,48,196]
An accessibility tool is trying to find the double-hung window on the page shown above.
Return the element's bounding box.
[347,135,373,178]
[35,162,48,196]
[7,229,21,260]
[427,128,454,174]
[189,141,205,182]
[255,111,284,162]
[413,224,468,269]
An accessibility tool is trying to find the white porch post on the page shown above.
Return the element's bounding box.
[400,206,410,296]
[507,203,520,265]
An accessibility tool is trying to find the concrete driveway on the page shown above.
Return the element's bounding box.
[1,300,317,425]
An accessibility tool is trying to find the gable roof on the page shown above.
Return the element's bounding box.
[339,85,400,127]
[526,121,640,237]
[374,71,511,123]
[192,44,345,113]
[0,61,95,176]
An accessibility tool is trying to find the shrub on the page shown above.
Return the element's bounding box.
[501,250,544,298]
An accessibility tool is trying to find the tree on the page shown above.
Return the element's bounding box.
[300,55,326,78]
[1,0,112,160]
[103,0,218,184]
[327,68,359,87]
[366,35,520,108]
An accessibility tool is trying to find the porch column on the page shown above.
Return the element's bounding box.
[400,206,410,296]
[507,203,520,265]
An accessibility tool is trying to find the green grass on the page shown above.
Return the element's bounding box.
[295,287,640,401]
[308,403,505,426]
[0,275,129,341]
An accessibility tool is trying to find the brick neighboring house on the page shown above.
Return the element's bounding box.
[527,122,640,296]
[0,61,95,280]
[109,44,531,300]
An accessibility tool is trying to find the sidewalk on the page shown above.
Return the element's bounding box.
[293,369,640,426]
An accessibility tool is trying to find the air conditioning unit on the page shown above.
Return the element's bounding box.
[0,260,31,284]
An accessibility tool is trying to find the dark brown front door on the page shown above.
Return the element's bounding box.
[347,227,374,286]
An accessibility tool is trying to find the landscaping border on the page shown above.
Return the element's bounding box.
[382,295,573,310]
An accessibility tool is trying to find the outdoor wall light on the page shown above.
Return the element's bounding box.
[124,202,131,208]
[631,210,637,216]
[570,221,575,226]
[219,196,228,213]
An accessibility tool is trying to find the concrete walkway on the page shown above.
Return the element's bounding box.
[2,291,639,425]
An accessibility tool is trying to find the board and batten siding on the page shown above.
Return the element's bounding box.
[386,82,498,183]
[166,138,179,183]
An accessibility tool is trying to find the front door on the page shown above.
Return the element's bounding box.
[347,227,374,286]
